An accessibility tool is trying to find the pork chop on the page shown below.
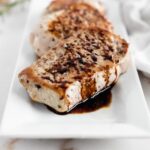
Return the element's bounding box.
[30,2,112,57]
[19,28,128,113]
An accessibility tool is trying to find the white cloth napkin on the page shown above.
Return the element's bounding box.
[119,0,150,76]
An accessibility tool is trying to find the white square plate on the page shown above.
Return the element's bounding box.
[1,0,150,138]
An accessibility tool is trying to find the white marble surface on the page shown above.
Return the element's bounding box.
[1,2,150,150]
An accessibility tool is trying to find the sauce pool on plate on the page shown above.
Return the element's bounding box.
[46,89,112,114]
[70,89,112,114]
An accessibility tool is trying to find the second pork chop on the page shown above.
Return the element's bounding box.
[30,2,112,57]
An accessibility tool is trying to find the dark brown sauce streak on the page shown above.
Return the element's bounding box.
[46,86,113,115]
[70,89,112,114]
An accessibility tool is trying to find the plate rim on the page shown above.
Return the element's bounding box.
[1,0,150,138]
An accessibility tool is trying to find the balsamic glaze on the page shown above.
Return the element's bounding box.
[46,88,112,115]
[70,90,112,114]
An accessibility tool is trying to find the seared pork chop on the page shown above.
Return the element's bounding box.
[30,2,112,57]
[19,28,128,113]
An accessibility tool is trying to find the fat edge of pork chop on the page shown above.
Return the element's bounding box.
[30,2,112,57]
[19,28,128,113]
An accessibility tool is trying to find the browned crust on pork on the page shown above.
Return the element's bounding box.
[47,0,104,14]
[47,0,78,12]
[18,67,66,99]
[47,3,113,39]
